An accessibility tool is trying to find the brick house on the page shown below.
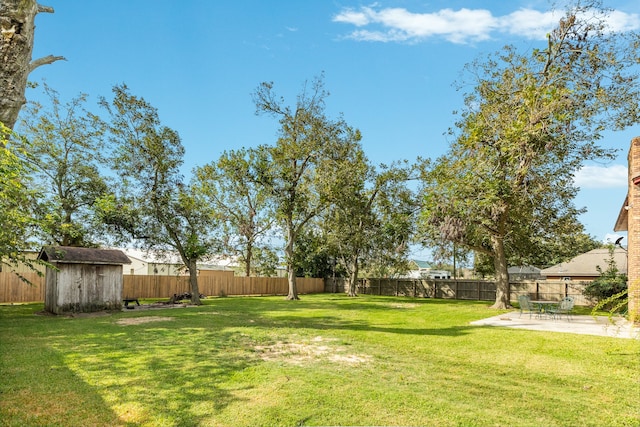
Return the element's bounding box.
[613,137,640,323]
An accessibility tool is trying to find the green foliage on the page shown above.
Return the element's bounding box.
[93,193,141,241]
[15,82,108,246]
[320,159,419,291]
[98,84,217,304]
[473,252,495,278]
[293,227,333,278]
[194,147,275,277]
[252,74,364,298]
[420,2,640,308]
[591,289,629,319]
[248,246,279,277]
[0,123,44,276]
[583,246,628,309]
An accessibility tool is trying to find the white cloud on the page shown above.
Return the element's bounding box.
[605,10,640,32]
[332,8,371,27]
[333,7,498,43]
[333,6,640,44]
[573,164,627,189]
[498,9,562,40]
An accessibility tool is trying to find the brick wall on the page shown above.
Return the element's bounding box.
[627,137,640,322]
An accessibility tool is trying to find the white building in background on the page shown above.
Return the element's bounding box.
[402,260,452,279]
[118,248,238,276]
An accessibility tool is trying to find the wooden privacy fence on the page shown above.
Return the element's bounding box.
[0,272,324,303]
[0,272,592,305]
[326,278,592,305]
[121,275,324,299]
[0,272,43,303]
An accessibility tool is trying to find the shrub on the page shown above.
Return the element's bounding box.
[583,246,627,311]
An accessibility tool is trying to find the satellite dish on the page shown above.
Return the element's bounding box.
[614,236,624,246]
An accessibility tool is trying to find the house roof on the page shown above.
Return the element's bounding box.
[508,266,541,274]
[614,195,629,232]
[121,248,183,265]
[411,260,432,270]
[38,246,131,265]
[540,247,627,277]
[118,248,238,269]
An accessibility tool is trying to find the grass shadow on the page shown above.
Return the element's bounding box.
[1,304,261,426]
[0,325,128,426]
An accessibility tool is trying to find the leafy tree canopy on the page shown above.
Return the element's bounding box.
[0,124,43,276]
[97,84,217,304]
[16,82,108,247]
[420,0,640,308]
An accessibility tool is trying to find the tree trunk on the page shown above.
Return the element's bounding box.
[490,234,511,309]
[284,226,299,300]
[0,0,64,129]
[286,264,298,300]
[187,259,201,305]
[244,244,252,277]
[347,256,359,297]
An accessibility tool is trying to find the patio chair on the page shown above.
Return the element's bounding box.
[517,295,540,318]
[548,296,574,321]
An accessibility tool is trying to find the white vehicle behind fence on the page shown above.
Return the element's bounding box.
[423,270,451,279]
[402,269,452,280]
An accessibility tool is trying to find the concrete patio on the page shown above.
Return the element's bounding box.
[470,311,639,339]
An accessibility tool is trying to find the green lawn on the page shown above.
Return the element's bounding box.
[1,294,638,427]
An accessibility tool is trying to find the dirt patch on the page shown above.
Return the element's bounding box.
[35,310,115,318]
[254,336,372,366]
[388,303,420,309]
[116,316,175,326]
[122,303,196,311]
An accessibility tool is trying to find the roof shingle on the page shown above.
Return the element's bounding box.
[38,246,131,265]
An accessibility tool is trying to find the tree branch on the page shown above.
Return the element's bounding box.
[37,4,55,13]
[29,55,66,73]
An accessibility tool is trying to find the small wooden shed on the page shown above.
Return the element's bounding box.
[38,246,131,314]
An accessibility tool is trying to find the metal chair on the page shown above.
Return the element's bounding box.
[548,296,575,321]
[517,295,540,318]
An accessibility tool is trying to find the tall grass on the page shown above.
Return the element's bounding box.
[1,295,638,426]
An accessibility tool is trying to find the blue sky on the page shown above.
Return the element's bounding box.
[25,0,640,251]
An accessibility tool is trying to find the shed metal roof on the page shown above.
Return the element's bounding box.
[38,246,131,265]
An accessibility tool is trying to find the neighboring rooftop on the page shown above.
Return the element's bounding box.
[411,260,432,270]
[540,247,627,277]
[508,266,542,275]
[119,248,238,270]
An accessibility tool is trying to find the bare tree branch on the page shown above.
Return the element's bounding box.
[29,55,66,73]
[37,4,54,13]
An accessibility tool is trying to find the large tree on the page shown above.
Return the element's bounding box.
[0,0,62,275]
[15,83,108,246]
[420,1,640,309]
[97,84,216,305]
[253,75,363,300]
[194,147,276,277]
[323,161,419,296]
[0,0,64,129]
